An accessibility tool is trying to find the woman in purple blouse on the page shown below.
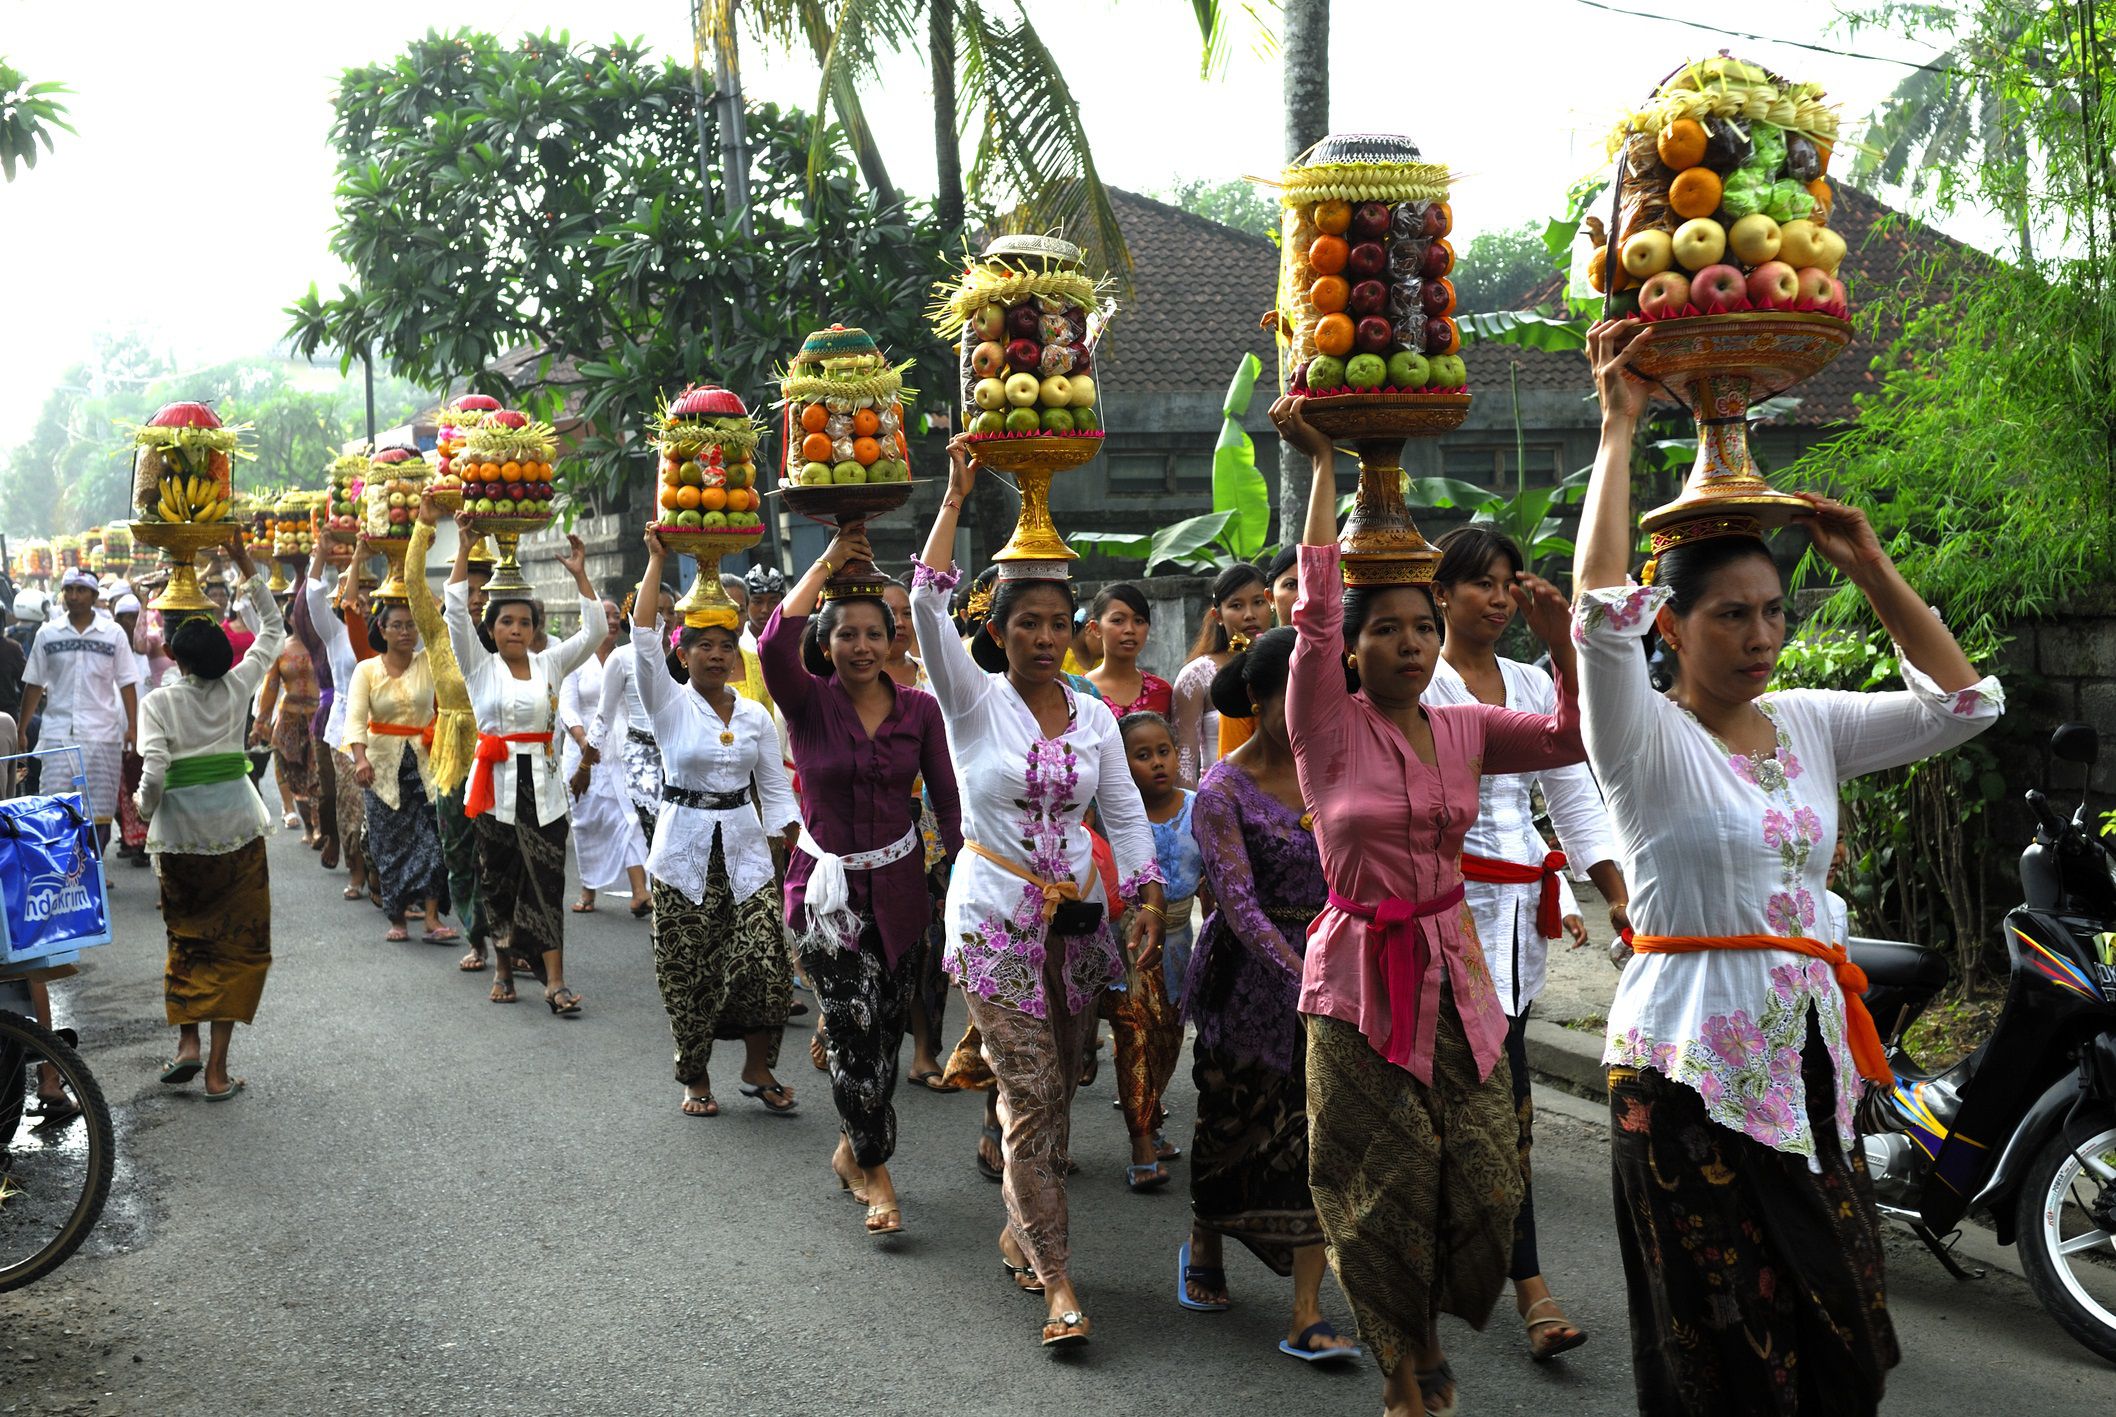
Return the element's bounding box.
[760,526,962,1240]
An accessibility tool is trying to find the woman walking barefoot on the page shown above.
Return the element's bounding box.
[1179,628,1357,1364]
[345,594,455,944]
[634,533,801,1118]
[760,528,961,1234]
[1273,393,1586,1416]
[443,514,605,1014]
[1574,320,2000,1415]
[135,530,283,1101]
[560,602,650,915]
[1425,524,1628,1362]
[1170,565,1273,787]
[911,437,1165,1350]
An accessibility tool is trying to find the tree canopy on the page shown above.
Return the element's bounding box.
[0,59,72,181]
[285,29,954,507]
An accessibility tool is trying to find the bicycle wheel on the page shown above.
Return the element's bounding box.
[0,1009,115,1291]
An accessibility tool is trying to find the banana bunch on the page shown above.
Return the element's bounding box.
[155,467,229,524]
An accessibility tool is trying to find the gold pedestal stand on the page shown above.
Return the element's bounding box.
[1300,393,1472,584]
[1629,312,1852,535]
[661,526,765,624]
[131,521,230,614]
[367,537,415,602]
[460,517,554,597]
[966,435,1105,564]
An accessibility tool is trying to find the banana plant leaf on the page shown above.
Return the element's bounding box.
[1072,510,1235,573]
[1456,308,1590,352]
[1212,352,1270,560]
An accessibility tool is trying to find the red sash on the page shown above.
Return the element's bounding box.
[465,731,551,818]
[1461,849,1568,939]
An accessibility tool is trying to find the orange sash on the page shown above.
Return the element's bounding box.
[1628,932,1893,1086]
[368,719,437,749]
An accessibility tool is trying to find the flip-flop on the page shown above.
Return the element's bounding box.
[342,885,363,900]
[1126,1162,1170,1192]
[910,1069,954,1092]
[977,1123,1005,1183]
[1176,1240,1231,1312]
[459,950,489,972]
[1415,1362,1458,1417]
[421,927,460,944]
[159,1058,203,1086]
[739,1081,798,1114]
[1040,1310,1090,1349]
[30,1095,81,1128]
[864,1203,903,1237]
[384,926,411,942]
[569,901,598,913]
[1278,1320,1362,1363]
[203,1079,247,1102]
[680,1093,718,1118]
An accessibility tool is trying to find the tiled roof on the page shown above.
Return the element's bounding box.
[1487,183,1974,425]
[1095,188,1279,396]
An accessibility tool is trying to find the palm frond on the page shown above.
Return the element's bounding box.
[805,0,921,190]
[1192,1,1280,78]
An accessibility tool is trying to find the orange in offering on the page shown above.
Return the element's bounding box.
[659,486,682,510]
[852,436,882,466]
[1308,235,1348,277]
[699,486,728,511]
[1657,119,1708,171]
[1668,168,1722,219]
[1588,246,1608,293]
[728,488,753,513]
[1314,200,1352,235]
[675,485,702,510]
[801,432,835,464]
[852,408,880,437]
[1309,275,1350,313]
[800,403,829,434]
[1808,177,1832,214]
[1313,313,1356,357]
[478,462,501,480]
[500,461,523,482]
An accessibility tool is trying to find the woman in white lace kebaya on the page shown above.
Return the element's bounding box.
[1574,321,2002,1416]
[911,438,1166,1352]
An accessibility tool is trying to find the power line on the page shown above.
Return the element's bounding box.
[1571,0,1964,76]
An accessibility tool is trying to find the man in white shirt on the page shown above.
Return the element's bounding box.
[18,568,141,851]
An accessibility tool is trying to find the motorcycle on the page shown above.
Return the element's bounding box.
[1853,721,2116,1363]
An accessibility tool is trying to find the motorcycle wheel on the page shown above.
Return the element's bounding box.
[2016,1114,2116,1364]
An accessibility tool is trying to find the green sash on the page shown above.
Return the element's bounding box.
[165,752,250,791]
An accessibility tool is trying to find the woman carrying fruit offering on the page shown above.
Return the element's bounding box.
[1272,395,1585,1417]
[408,497,493,970]
[632,531,801,1117]
[1575,321,2000,1415]
[343,592,456,946]
[910,438,1165,1350]
[1170,565,1273,789]
[759,527,961,1235]
[443,514,606,1014]
[304,540,376,906]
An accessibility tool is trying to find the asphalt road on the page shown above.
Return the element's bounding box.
[3,822,2109,1415]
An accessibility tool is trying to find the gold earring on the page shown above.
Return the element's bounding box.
[1345,651,1358,668]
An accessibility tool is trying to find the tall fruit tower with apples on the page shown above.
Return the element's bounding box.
[362,445,430,601]
[933,234,1112,567]
[1585,54,1851,542]
[457,410,561,596]
[650,383,768,627]
[778,324,915,597]
[1269,134,1471,584]
[128,400,252,612]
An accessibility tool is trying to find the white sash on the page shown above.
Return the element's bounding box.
[796,824,920,944]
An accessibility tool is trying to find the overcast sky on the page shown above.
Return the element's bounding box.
[1,0,1969,446]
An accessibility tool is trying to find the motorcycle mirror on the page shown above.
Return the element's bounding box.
[2053,722,2099,768]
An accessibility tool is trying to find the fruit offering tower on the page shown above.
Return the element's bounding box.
[458,410,562,596]
[127,400,252,612]
[1590,54,1853,534]
[22,541,52,582]
[324,452,367,544]
[101,524,131,579]
[932,233,1113,564]
[1276,134,1468,399]
[363,445,429,601]
[432,393,501,509]
[651,383,767,625]
[778,325,916,597]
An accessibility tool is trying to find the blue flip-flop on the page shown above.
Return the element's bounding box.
[1279,1320,1362,1363]
[1176,1240,1231,1312]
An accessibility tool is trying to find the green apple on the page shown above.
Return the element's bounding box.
[1003,372,1041,408]
[472,497,494,514]
[1003,408,1040,433]
[1304,354,1346,391]
[872,459,906,482]
[1041,407,1076,433]
[1066,374,1097,408]
[832,460,864,485]
[972,378,1008,411]
[802,460,833,484]
[1386,350,1430,389]
[699,511,726,528]
[1345,352,1387,390]
[972,410,1007,435]
[493,499,516,516]
[1071,408,1101,433]
[677,509,704,528]
[1428,354,1467,388]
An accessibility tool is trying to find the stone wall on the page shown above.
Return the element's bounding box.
[1991,588,2116,794]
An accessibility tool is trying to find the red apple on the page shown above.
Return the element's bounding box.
[1354,316,1394,354]
[1793,267,1834,307]
[1351,202,1392,240]
[1421,279,1454,316]
[1746,261,1800,309]
[1347,242,1387,280]
[1007,304,1042,338]
[1639,270,1693,318]
[1422,316,1454,353]
[1006,338,1043,373]
[1422,239,1454,281]
[1069,343,1092,374]
[1828,276,1848,307]
[970,341,1006,378]
[1349,279,1388,316]
[1422,203,1451,238]
[1690,264,1748,315]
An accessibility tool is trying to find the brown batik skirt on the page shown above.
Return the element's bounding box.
[1305,990,1521,1379]
[161,837,273,1026]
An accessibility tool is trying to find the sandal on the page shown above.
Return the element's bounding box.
[1176,1240,1230,1312]
[910,1068,954,1092]
[864,1202,903,1237]
[159,1058,203,1086]
[739,1080,798,1114]
[629,898,652,919]
[459,949,489,972]
[1040,1310,1090,1349]
[342,885,363,900]
[1001,1258,1044,1295]
[1153,1130,1182,1161]
[31,1093,81,1128]
[569,898,598,913]
[490,978,517,1004]
[421,926,460,944]
[385,924,410,942]
[1415,1361,1458,1417]
[1078,1037,1100,1088]
[203,1078,247,1103]
[1278,1320,1361,1363]
[833,1155,869,1202]
[976,1123,1005,1183]
[545,986,584,1017]
[680,1092,718,1117]
[320,840,339,869]
[1522,1297,1588,1362]
[1125,1161,1170,1192]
